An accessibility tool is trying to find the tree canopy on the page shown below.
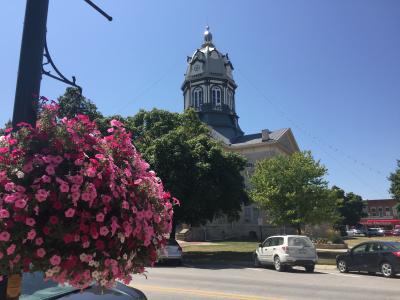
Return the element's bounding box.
[331,186,366,232]
[126,109,249,235]
[250,151,336,234]
[57,87,103,121]
[389,160,400,201]
[389,160,400,218]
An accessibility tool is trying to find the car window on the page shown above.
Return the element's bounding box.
[276,237,284,246]
[288,237,312,247]
[269,238,278,246]
[352,244,368,254]
[366,243,380,252]
[262,238,272,247]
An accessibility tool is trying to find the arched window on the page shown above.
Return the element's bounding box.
[192,87,203,108]
[211,86,222,107]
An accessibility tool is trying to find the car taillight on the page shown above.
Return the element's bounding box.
[282,246,288,253]
[393,251,400,258]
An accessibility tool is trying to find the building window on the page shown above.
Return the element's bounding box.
[378,207,383,217]
[227,91,233,109]
[244,206,251,223]
[370,207,376,217]
[192,87,203,108]
[385,207,391,217]
[211,86,221,107]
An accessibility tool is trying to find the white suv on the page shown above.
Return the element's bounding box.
[254,235,318,272]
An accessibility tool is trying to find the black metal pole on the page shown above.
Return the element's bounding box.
[0,276,7,300]
[12,0,49,128]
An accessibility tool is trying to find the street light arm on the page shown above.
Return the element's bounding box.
[83,0,112,21]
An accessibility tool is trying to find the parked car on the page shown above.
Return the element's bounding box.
[254,235,318,272]
[16,272,147,299]
[346,228,364,237]
[366,227,385,237]
[392,228,400,236]
[157,238,183,264]
[336,241,400,278]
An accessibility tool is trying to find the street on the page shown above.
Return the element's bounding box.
[130,263,400,300]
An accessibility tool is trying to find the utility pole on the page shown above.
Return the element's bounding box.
[12,0,49,128]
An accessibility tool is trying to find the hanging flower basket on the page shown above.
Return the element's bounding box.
[0,99,174,289]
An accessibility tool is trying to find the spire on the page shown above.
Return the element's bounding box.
[203,26,214,47]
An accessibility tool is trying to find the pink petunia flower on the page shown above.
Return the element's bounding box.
[36,248,46,258]
[60,184,69,193]
[27,229,36,240]
[7,244,16,255]
[86,167,97,178]
[35,237,44,246]
[65,208,75,218]
[81,192,90,202]
[15,199,27,209]
[96,213,105,223]
[26,217,36,226]
[45,165,55,175]
[110,119,123,127]
[41,175,51,183]
[0,209,10,219]
[49,216,58,225]
[71,184,80,193]
[50,255,61,266]
[99,226,109,236]
[0,231,10,241]
[35,189,49,202]
[4,195,16,203]
[5,182,15,192]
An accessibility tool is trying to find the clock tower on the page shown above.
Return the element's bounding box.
[181,26,243,142]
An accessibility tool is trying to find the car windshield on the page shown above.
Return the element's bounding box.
[388,242,400,250]
[20,272,79,300]
[288,237,313,247]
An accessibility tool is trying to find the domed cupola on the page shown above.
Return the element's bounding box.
[181,26,243,142]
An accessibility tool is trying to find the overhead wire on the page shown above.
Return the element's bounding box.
[235,68,388,197]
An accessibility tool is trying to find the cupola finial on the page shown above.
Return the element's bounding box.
[203,25,213,45]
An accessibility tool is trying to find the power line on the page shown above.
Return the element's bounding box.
[113,61,177,115]
[235,68,388,196]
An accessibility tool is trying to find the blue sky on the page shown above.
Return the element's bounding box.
[1,0,399,200]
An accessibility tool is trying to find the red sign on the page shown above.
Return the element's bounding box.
[360,218,400,226]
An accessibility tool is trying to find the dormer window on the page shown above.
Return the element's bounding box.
[192,87,203,108]
[211,86,221,107]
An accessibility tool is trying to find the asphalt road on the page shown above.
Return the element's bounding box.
[129,263,400,300]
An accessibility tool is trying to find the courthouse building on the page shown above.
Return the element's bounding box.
[178,27,300,241]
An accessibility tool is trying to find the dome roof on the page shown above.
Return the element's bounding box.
[184,26,235,84]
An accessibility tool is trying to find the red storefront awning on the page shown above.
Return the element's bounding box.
[360,219,400,226]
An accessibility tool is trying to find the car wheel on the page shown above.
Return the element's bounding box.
[254,254,261,267]
[381,262,394,278]
[274,256,285,272]
[305,265,315,273]
[337,260,349,273]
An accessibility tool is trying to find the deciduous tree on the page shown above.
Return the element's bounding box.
[250,151,336,234]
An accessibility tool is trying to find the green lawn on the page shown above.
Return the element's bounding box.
[182,241,259,264]
[181,241,337,265]
[344,236,400,248]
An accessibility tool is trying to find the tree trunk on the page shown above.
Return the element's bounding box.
[297,224,302,235]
